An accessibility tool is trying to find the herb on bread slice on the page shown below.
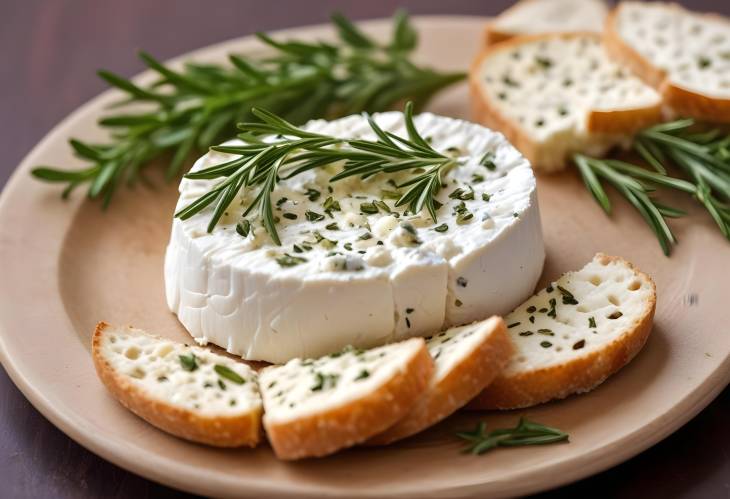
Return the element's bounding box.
[605,2,730,122]
[369,316,513,445]
[470,32,663,171]
[485,0,608,46]
[259,337,433,460]
[92,322,262,447]
[470,253,656,410]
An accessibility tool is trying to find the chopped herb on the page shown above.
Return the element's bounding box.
[344,242,353,251]
[292,244,303,253]
[434,223,449,232]
[325,222,339,230]
[323,196,341,213]
[218,379,226,390]
[507,322,521,328]
[455,299,463,307]
[360,202,379,214]
[481,192,491,202]
[546,284,554,293]
[538,307,548,313]
[540,341,552,348]
[573,339,586,350]
[608,311,623,319]
[157,376,169,383]
[236,220,251,237]
[406,317,411,328]
[355,369,370,381]
[359,232,373,240]
[537,328,554,336]
[472,174,485,183]
[588,317,596,328]
[547,298,557,318]
[374,200,391,213]
[305,210,325,222]
[557,285,579,305]
[449,187,474,201]
[529,316,535,323]
[282,212,298,220]
[480,152,497,170]
[526,306,537,313]
[305,188,321,201]
[276,197,288,207]
[519,331,533,336]
[381,189,401,200]
[214,364,246,384]
[276,254,307,267]
[406,308,414,314]
[311,372,339,391]
[535,56,553,69]
[457,276,468,287]
[456,211,474,224]
[179,353,198,372]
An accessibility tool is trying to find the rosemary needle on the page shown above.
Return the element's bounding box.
[31,11,465,206]
[456,418,569,455]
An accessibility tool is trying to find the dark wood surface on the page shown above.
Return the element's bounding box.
[1,1,728,497]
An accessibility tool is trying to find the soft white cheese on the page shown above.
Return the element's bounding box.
[165,112,544,363]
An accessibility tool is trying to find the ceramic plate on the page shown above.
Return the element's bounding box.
[0,16,728,498]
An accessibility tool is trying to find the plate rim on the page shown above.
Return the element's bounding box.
[0,15,728,498]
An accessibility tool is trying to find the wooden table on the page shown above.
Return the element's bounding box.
[1,1,728,497]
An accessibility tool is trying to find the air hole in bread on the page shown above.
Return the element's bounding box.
[628,281,641,291]
[125,346,140,360]
[589,275,602,286]
[157,344,173,357]
[517,356,526,363]
[555,346,563,352]
[608,295,620,306]
[130,367,146,379]
[577,305,589,313]
[110,336,117,344]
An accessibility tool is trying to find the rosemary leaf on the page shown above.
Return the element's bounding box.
[456,418,568,455]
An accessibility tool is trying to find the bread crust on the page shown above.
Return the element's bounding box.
[368,317,513,445]
[604,2,730,123]
[264,340,434,460]
[469,32,662,172]
[92,322,262,447]
[469,254,656,410]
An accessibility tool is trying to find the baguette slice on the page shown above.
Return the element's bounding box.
[92,322,262,447]
[259,337,433,460]
[368,316,513,445]
[470,32,663,171]
[470,254,656,410]
[486,0,608,45]
[605,2,730,122]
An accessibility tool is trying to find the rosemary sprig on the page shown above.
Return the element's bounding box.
[456,418,569,455]
[574,119,730,256]
[31,11,464,206]
[175,102,457,244]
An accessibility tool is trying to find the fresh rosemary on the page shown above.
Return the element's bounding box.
[574,119,730,256]
[30,12,464,206]
[175,102,458,245]
[456,418,569,455]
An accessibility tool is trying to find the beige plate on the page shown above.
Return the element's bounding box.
[0,16,728,499]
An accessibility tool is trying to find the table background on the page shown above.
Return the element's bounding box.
[2,1,728,497]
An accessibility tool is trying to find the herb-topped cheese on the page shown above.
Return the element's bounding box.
[259,337,426,424]
[165,112,544,362]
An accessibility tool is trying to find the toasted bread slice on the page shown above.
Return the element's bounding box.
[605,2,730,122]
[259,337,433,460]
[470,254,656,410]
[92,322,262,447]
[485,0,608,45]
[368,316,512,445]
[470,32,663,171]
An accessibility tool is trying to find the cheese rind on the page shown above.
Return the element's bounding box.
[165,112,544,362]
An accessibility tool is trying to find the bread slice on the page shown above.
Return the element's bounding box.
[368,316,513,445]
[470,253,656,410]
[605,2,730,122]
[259,337,433,460]
[92,322,262,447]
[470,32,663,171]
[485,0,608,45]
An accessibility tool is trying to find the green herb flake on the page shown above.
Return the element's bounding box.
[456,417,568,455]
[588,317,596,328]
[355,369,370,381]
[480,152,497,170]
[507,322,521,328]
[236,220,251,237]
[305,188,321,202]
[557,285,579,305]
[179,353,198,372]
[214,364,246,384]
[276,254,307,267]
[325,222,339,231]
[305,210,325,222]
[540,341,552,348]
[434,223,449,233]
[360,202,379,214]
[282,212,298,220]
